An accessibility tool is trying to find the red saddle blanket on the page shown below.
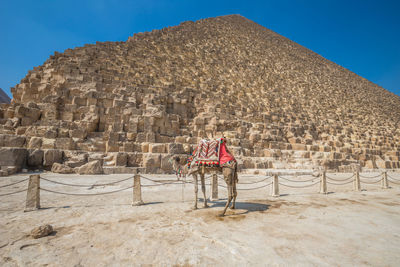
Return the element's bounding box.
[189,138,235,167]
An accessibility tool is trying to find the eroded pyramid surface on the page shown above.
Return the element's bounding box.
[1,15,399,175]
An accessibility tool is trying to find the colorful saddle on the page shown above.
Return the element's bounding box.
[188,137,235,169]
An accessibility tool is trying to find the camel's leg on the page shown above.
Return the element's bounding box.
[201,173,208,208]
[220,183,233,216]
[230,180,237,209]
[192,174,198,210]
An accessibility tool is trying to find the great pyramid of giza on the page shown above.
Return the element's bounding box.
[0,15,399,175]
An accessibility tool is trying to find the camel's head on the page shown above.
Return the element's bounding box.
[169,156,186,179]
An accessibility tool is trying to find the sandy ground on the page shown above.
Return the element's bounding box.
[1,171,400,266]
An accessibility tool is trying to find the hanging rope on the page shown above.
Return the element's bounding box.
[387,173,400,181]
[139,175,184,185]
[217,182,272,190]
[388,179,400,185]
[326,175,355,182]
[278,176,317,183]
[359,173,382,179]
[0,178,29,188]
[325,173,354,180]
[41,176,133,187]
[0,189,28,197]
[278,180,320,188]
[360,178,383,184]
[326,180,354,186]
[40,185,134,196]
[237,176,273,184]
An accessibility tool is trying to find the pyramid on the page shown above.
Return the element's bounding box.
[0,88,11,104]
[0,15,399,175]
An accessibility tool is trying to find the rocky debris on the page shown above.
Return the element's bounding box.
[30,224,53,239]
[75,160,103,175]
[51,162,74,174]
[0,15,399,174]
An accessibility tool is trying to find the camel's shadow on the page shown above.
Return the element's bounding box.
[198,198,270,215]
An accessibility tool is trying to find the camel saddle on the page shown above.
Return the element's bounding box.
[188,137,236,169]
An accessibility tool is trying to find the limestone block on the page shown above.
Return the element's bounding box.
[43,149,63,167]
[143,153,161,173]
[55,138,76,150]
[0,134,25,147]
[69,129,87,139]
[106,141,119,152]
[116,152,128,166]
[291,144,307,151]
[126,132,137,141]
[75,160,103,174]
[364,160,376,169]
[141,143,149,153]
[27,149,43,167]
[14,105,41,121]
[0,147,27,171]
[175,136,187,143]
[127,153,142,167]
[88,153,104,164]
[375,159,390,169]
[167,143,185,154]
[15,127,27,135]
[51,163,74,174]
[122,142,134,152]
[149,143,166,153]
[161,154,174,173]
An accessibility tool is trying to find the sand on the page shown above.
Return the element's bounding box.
[1,172,400,266]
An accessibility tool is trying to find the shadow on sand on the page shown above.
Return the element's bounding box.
[205,199,270,216]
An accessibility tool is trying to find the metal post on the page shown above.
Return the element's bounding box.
[25,174,40,212]
[271,174,279,197]
[211,173,218,201]
[132,174,144,206]
[320,171,327,194]
[354,171,361,191]
[382,171,389,189]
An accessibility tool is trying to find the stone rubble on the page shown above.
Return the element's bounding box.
[0,15,399,175]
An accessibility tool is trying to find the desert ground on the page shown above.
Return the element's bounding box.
[1,171,400,266]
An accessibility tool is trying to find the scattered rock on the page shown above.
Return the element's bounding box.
[31,224,53,239]
[51,162,74,174]
[76,160,103,175]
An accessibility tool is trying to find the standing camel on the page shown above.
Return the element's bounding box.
[172,138,238,216]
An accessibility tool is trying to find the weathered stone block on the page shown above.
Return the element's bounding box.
[116,152,128,166]
[51,163,74,174]
[149,143,166,153]
[27,149,43,167]
[143,153,161,173]
[0,147,27,171]
[43,149,63,167]
[75,160,103,174]
[0,134,25,147]
[27,137,42,149]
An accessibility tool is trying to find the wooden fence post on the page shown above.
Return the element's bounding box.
[25,174,40,212]
[271,174,279,197]
[382,171,389,189]
[320,171,327,194]
[132,174,144,206]
[354,171,361,191]
[211,173,218,201]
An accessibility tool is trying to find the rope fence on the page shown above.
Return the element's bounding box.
[1,170,399,211]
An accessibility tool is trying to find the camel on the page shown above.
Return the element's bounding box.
[172,138,238,216]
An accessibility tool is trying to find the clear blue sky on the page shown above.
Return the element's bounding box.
[1,0,399,98]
